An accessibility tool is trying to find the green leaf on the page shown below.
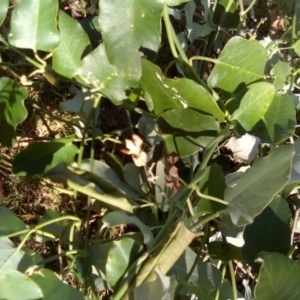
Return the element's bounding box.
[293,39,300,56]
[231,82,275,131]
[241,195,291,273]
[106,238,144,289]
[289,139,300,185]
[166,0,189,6]
[77,44,135,103]
[208,241,242,262]
[0,207,27,236]
[9,0,59,51]
[141,59,224,121]
[208,37,267,93]
[226,145,294,226]
[123,163,146,196]
[0,0,9,26]
[52,11,90,78]
[98,0,163,80]
[0,237,32,276]
[168,247,221,293]
[0,77,28,147]
[251,93,296,144]
[271,60,291,90]
[13,139,78,176]
[31,269,84,300]
[213,0,240,28]
[101,211,154,245]
[0,270,43,300]
[254,252,300,300]
[159,108,219,133]
[134,268,177,300]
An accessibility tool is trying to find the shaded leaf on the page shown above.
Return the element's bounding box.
[9,0,59,51]
[226,145,294,226]
[251,93,296,144]
[0,77,28,147]
[52,11,90,78]
[241,195,291,273]
[101,211,154,245]
[0,0,9,26]
[254,252,300,300]
[0,237,32,276]
[0,206,27,236]
[31,269,84,300]
[271,60,291,90]
[231,82,275,131]
[123,163,146,196]
[208,241,242,262]
[13,139,78,176]
[0,270,43,300]
[208,37,267,93]
[134,268,177,300]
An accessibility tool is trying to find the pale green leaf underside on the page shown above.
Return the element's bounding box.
[0,0,9,26]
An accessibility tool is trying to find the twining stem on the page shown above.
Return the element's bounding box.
[195,187,228,206]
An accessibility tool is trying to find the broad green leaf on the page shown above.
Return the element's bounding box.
[251,93,296,144]
[77,44,135,103]
[0,0,9,26]
[13,139,78,176]
[289,139,300,185]
[0,206,27,236]
[0,237,32,276]
[141,59,225,121]
[88,236,143,290]
[79,16,102,44]
[197,164,227,213]
[166,0,190,6]
[293,39,300,56]
[208,37,267,93]
[231,82,275,131]
[226,145,294,226]
[48,164,136,213]
[254,252,300,300]
[81,159,140,198]
[99,0,163,80]
[208,241,242,262]
[31,269,84,300]
[138,115,163,147]
[159,108,219,133]
[168,247,221,292]
[52,11,90,78]
[213,0,240,28]
[271,60,291,90]
[241,195,291,273]
[0,270,43,300]
[134,268,177,300]
[106,237,144,289]
[9,0,59,51]
[36,210,68,243]
[101,211,154,245]
[123,163,146,196]
[0,77,28,147]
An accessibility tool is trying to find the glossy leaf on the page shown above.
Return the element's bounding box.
[0,0,9,26]
[31,269,84,300]
[52,11,90,78]
[134,268,177,300]
[77,44,135,103]
[0,206,27,236]
[99,0,163,80]
[9,0,59,51]
[242,196,291,273]
[231,82,275,131]
[13,139,78,176]
[159,108,219,133]
[0,270,43,300]
[208,37,267,92]
[0,237,32,276]
[251,93,296,144]
[254,252,300,300]
[141,59,224,121]
[0,77,28,147]
[226,145,294,226]
[101,211,154,245]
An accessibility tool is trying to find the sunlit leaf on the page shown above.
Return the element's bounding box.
[0,0,9,26]
[52,11,90,78]
[9,0,59,51]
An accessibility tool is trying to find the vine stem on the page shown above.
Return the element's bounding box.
[228,260,238,300]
